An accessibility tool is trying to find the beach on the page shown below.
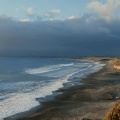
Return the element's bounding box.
[6,57,120,120]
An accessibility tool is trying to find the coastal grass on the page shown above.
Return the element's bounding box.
[104,100,120,120]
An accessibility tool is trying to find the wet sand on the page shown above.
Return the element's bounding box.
[7,58,120,120]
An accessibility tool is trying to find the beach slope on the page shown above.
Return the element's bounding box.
[9,57,120,120]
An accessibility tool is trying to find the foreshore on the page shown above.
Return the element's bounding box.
[7,57,120,120]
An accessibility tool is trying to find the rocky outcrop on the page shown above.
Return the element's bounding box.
[109,58,120,70]
[114,65,120,70]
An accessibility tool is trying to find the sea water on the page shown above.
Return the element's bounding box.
[0,57,105,120]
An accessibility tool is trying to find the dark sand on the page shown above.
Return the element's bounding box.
[7,59,120,120]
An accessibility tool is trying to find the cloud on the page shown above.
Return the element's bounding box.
[0,14,120,57]
[88,0,120,21]
[26,7,33,15]
[19,19,31,22]
[45,9,61,20]
[50,9,61,14]
[67,15,80,20]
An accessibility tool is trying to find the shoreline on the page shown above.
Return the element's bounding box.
[6,58,120,120]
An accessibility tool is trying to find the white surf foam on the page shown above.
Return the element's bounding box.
[25,63,74,74]
[0,61,105,120]
[0,71,75,120]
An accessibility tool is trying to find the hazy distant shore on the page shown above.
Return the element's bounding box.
[6,57,120,120]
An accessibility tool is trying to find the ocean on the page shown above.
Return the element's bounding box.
[0,57,105,120]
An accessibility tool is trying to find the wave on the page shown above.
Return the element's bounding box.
[25,63,74,75]
[0,60,105,120]
[0,74,71,120]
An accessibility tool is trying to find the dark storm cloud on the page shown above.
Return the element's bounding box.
[0,15,120,57]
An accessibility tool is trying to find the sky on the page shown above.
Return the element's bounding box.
[0,0,120,57]
[0,0,89,21]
